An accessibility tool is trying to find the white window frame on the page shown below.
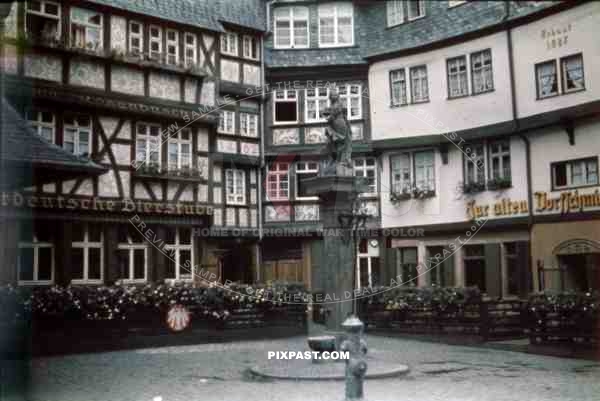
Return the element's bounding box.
[274,6,309,49]
[390,69,407,106]
[183,32,198,68]
[27,109,55,143]
[266,162,290,201]
[135,123,162,167]
[70,7,103,51]
[164,228,193,281]
[295,161,319,200]
[71,224,103,284]
[240,113,258,137]
[221,31,238,56]
[273,89,298,125]
[168,129,192,171]
[552,158,598,190]
[218,110,235,134]
[128,20,144,57]
[340,84,362,120]
[561,53,585,94]
[225,169,246,205]
[464,143,485,185]
[414,150,435,192]
[243,35,260,60]
[410,65,429,103]
[536,59,558,99]
[305,87,330,123]
[318,2,354,48]
[390,153,412,195]
[471,49,494,94]
[488,140,511,181]
[353,157,377,196]
[18,234,54,285]
[25,0,61,41]
[387,1,404,27]
[447,55,469,98]
[166,28,179,66]
[63,115,91,156]
[117,235,147,283]
[356,239,380,288]
[149,24,162,61]
[407,0,426,21]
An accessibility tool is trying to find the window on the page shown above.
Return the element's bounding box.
[504,242,519,296]
[391,153,411,195]
[536,60,558,98]
[447,56,468,98]
[387,1,404,27]
[414,151,435,192]
[240,113,258,137]
[136,123,161,167]
[390,69,407,106]
[168,129,192,171]
[164,227,192,281]
[357,239,380,288]
[63,114,91,156]
[448,1,467,6]
[184,33,197,68]
[71,223,103,283]
[243,35,260,60]
[561,54,585,93]
[273,89,298,124]
[266,162,290,201]
[129,21,143,57]
[427,246,453,287]
[410,65,429,103]
[149,25,162,61]
[218,110,235,134]
[26,0,60,42]
[18,222,53,284]
[221,31,238,56]
[226,169,246,205]
[305,87,329,122]
[471,49,493,94]
[464,144,484,186]
[464,245,486,292]
[397,247,418,287]
[488,140,511,182]
[407,0,425,20]
[166,29,179,66]
[274,6,309,49]
[552,158,598,189]
[353,158,377,195]
[318,3,354,47]
[117,226,147,283]
[339,85,362,120]
[295,161,319,199]
[390,150,436,196]
[26,109,55,143]
[70,7,103,51]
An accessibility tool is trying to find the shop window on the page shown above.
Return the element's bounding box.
[63,114,91,156]
[295,161,319,200]
[168,129,192,171]
[390,69,407,106]
[18,221,54,284]
[447,55,468,98]
[471,49,493,94]
[220,31,238,56]
[166,29,179,66]
[243,35,260,60]
[240,113,258,137]
[504,242,519,296]
[407,0,426,20]
[165,227,193,281]
[184,32,197,68]
[464,244,486,292]
[129,21,143,57]
[353,157,377,195]
[552,157,598,189]
[273,89,297,124]
[410,65,429,103]
[149,25,162,61]
[357,239,380,288]
[318,2,353,47]
[387,1,404,27]
[535,60,558,99]
[427,246,453,287]
[71,223,103,284]
[218,110,235,134]
[26,109,55,143]
[135,123,161,168]
[26,0,60,42]
[266,162,290,201]
[561,54,585,93]
[274,6,308,49]
[117,226,147,283]
[70,7,103,51]
[397,247,418,287]
[225,169,246,205]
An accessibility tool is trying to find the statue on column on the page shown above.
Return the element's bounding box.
[322,90,353,176]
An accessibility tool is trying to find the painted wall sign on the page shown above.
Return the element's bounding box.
[535,190,600,214]
[467,198,529,220]
[540,23,571,50]
[0,192,214,216]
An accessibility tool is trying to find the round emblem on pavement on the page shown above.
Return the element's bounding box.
[166,304,191,332]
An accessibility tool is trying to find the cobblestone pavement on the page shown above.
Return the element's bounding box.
[12,335,600,401]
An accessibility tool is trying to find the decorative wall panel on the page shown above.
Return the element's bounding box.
[213,208,222,226]
[197,128,209,151]
[305,127,326,144]
[213,187,222,203]
[110,16,127,52]
[200,81,215,106]
[243,64,260,86]
[149,72,180,101]
[99,171,119,197]
[24,54,62,82]
[185,78,197,104]
[70,59,105,89]
[101,143,130,165]
[250,209,258,227]
[112,66,144,96]
[198,184,208,202]
[197,156,209,179]
[295,204,319,221]
[217,139,237,154]
[238,209,248,227]
[213,165,222,182]
[265,205,290,222]
[226,208,236,226]
[241,142,259,156]
[272,128,299,145]
[220,60,239,83]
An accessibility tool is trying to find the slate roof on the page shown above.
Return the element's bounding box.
[87,0,266,32]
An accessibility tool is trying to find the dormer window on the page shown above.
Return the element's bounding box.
[26,0,60,42]
[70,7,103,51]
